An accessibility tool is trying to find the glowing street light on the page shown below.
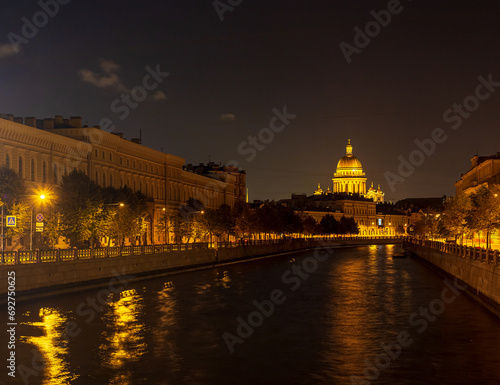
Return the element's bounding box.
[30,192,50,251]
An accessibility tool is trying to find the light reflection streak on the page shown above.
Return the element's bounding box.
[153,283,181,370]
[100,289,146,385]
[21,307,78,385]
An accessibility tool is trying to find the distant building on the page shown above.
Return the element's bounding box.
[0,114,245,246]
[317,139,384,202]
[277,140,410,236]
[455,153,500,194]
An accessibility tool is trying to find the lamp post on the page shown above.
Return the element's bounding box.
[30,194,46,251]
[162,207,167,244]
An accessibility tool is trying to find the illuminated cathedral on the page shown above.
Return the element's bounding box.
[314,139,384,203]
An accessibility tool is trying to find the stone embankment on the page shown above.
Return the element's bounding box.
[404,238,500,318]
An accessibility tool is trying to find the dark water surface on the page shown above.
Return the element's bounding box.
[3,245,500,385]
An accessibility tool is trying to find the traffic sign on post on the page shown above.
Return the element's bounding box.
[6,216,16,227]
[36,213,44,222]
[35,222,44,232]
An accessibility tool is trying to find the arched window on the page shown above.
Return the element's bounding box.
[31,159,35,181]
[18,156,23,178]
[53,164,58,184]
[102,173,106,187]
[5,154,9,168]
[42,162,47,183]
[109,174,113,187]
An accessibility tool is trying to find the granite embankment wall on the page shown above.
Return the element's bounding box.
[404,240,500,318]
[1,237,402,302]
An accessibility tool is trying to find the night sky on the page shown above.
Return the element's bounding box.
[2,0,500,202]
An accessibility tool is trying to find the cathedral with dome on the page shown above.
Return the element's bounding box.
[279,139,410,236]
[314,139,384,202]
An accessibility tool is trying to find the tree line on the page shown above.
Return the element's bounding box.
[157,200,359,244]
[0,167,149,249]
[410,185,500,249]
[0,167,361,249]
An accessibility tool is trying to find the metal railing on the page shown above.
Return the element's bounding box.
[0,235,402,266]
[405,237,500,268]
[0,242,210,265]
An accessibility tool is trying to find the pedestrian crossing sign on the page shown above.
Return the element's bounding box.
[6,216,16,227]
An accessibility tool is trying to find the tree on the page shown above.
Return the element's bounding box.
[0,166,26,206]
[40,212,63,249]
[410,211,443,240]
[320,214,339,235]
[102,186,148,245]
[57,170,103,247]
[232,201,255,239]
[0,167,30,241]
[339,216,359,235]
[254,204,282,238]
[4,202,31,239]
[442,193,470,244]
[276,206,303,236]
[467,185,500,249]
[199,204,235,243]
[302,215,319,236]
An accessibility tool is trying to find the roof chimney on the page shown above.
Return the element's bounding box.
[43,118,55,129]
[69,116,82,128]
[25,117,36,127]
[0,114,13,121]
[54,115,63,126]
[13,117,23,124]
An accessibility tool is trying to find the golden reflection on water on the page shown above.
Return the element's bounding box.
[21,307,78,385]
[100,289,146,385]
[215,270,231,289]
[153,282,181,371]
[319,245,417,379]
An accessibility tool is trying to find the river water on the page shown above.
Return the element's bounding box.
[2,244,500,385]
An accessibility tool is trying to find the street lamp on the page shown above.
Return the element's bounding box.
[30,194,47,251]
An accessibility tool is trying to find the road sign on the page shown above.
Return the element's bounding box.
[6,216,16,227]
[36,213,44,222]
[35,222,44,232]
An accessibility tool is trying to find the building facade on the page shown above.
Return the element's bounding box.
[455,153,500,248]
[455,153,500,194]
[0,114,246,245]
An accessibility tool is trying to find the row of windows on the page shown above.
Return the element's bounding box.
[6,153,53,183]
[93,149,163,176]
[5,153,230,205]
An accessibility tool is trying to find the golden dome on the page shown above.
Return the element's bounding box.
[336,139,363,170]
[337,155,363,169]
